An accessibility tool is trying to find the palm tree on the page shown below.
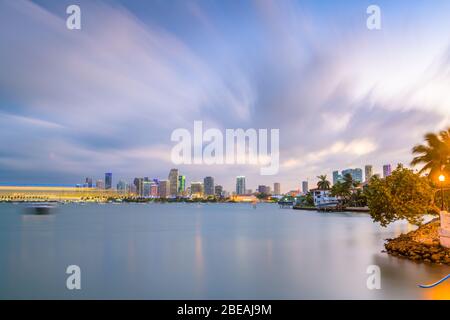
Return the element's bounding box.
[317,175,331,190]
[411,130,450,181]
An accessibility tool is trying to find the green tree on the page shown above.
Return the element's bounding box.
[330,180,351,204]
[365,165,437,227]
[411,129,450,182]
[317,175,331,190]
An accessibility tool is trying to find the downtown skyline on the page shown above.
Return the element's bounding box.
[1,0,450,192]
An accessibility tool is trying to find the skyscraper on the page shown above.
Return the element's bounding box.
[117,180,127,193]
[133,178,143,196]
[258,185,271,194]
[150,182,158,197]
[383,164,392,178]
[168,169,179,197]
[96,179,104,189]
[143,180,151,197]
[274,182,281,195]
[190,182,203,196]
[85,177,93,188]
[342,168,363,183]
[105,173,112,190]
[204,176,215,196]
[332,171,342,185]
[159,180,170,198]
[215,185,223,197]
[236,176,246,195]
[178,175,186,195]
[365,165,373,182]
[302,181,309,194]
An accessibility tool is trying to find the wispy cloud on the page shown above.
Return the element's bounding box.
[0,0,449,190]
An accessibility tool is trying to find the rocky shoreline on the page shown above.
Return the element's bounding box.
[385,219,450,265]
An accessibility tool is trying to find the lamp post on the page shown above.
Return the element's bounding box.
[439,174,446,211]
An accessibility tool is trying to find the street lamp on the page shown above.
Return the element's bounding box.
[439,174,446,211]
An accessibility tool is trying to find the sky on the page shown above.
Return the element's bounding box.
[1,0,450,192]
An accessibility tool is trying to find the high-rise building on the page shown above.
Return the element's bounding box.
[204,176,215,196]
[274,182,281,195]
[178,175,186,195]
[302,181,309,194]
[143,180,151,197]
[365,165,373,182]
[96,179,105,190]
[134,178,144,196]
[258,185,271,194]
[159,180,170,198]
[332,171,342,185]
[117,180,127,193]
[236,176,246,195]
[85,177,93,188]
[168,169,179,197]
[150,182,158,197]
[190,182,203,196]
[342,168,363,183]
[129,183,137,194]
[105,173,112,190]
[383,164,392,178]
[215,185,223,197]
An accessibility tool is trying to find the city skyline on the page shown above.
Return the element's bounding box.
[1,0,450,192]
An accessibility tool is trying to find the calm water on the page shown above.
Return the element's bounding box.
[0,203,449,299]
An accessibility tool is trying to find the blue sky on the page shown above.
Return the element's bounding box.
[1,0,450,192]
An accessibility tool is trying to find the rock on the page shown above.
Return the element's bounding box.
[431,253,443,262]
[384,219,450,265]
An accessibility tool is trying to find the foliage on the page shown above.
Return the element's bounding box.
[411,128,450,182]
[304,193,314,206]
[330,181,351,202]
[256,192,270,200]
[365,165,437,227]
[316,175,331,190]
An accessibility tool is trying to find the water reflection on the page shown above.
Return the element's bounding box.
[0,203,449,299]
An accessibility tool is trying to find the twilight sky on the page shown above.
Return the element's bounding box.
[1,0,450,192]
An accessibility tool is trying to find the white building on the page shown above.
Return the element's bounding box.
[311,189,338,206]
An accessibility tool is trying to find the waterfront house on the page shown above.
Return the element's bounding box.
[310,188,338,206]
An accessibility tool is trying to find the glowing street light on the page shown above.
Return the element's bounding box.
[439,174,446,211]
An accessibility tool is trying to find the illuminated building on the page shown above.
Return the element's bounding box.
[204,176,214,196]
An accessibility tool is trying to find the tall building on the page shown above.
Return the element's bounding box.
[85,177,93,188]
[168,169,179,197]
[274,182,281,195]
[332,171,342,185]
[215,185,223,197]
[159,180,170,198]
[117,180,127,193]
[204,176,215,196]
[365,165,373,182]
[302,181,309,194]
[178,175,186,195]
[342,168,363,183]
[143,180,151,197]
[258,185,271,194]
[105,173,112,190]
[236,176,246,195]
[190,182,203,196]
[133,178,144,196]
[150,182,158,197]
[383,164,392,178]
[96,179,104,190]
